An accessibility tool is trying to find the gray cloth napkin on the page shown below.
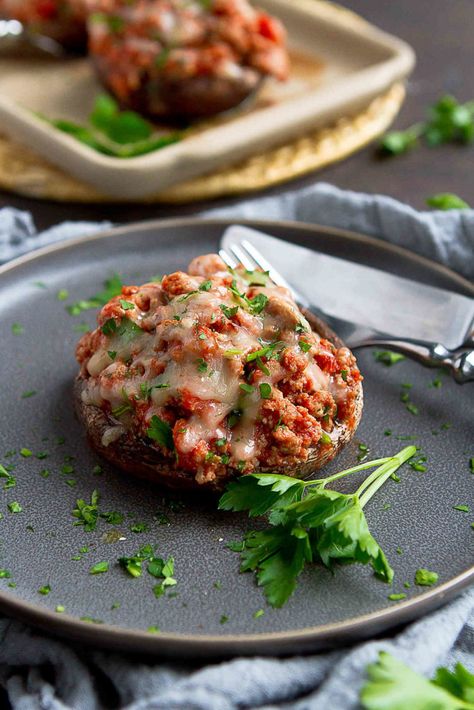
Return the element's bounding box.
[0,182,472,710]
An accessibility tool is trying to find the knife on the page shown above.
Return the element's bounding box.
[221,225,474,351]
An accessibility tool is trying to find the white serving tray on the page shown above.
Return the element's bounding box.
[0,0,415,199]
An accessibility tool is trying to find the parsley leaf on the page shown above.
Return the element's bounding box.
[147,415,174,451]
[67,273,123,316]
[360,651,474,710]
[72,490,100,531]
[90,561,109,575]
[220,304,239,319]
[426,193,471,210]
[220,448,416,607]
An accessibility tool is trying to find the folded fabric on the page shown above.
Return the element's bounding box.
[0,183,472,710]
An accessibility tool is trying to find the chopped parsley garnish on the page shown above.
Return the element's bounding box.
[220,615,229,624]
[239,383,255,395]
[0,570,12,579]
[320,431,332,445]
[427,193,472,210]
[90,561,109,575]
[387,593,407,601]
[360,651,474,710]
[112,402,133,418]
[101,317,142,342]
[295,321,308,334]
[414,568,438,586]
[119,299,135,310]
[340,370,348,381]
[147,625,160,634]
[228,281,268,315]
[101,511,124,525]
[373,350,405,366]
[8,501,22,513]
[55,605,65,613]
[259,383,272,399]
[196,358,208,374]
[38,585,51,595]
[253,609,265,619]
[219,446,416,607]
[299,340,311,353]
[469,457,474,473]
[199,280,212,292]
[21,390,37,399]
[20,448,33,458]
[247,341,285,363]
[220,304,239,319]
[147,415,174,451]
[11,323,24,335]
[108,351,117,360]
[67,273,123,316]
[454,504,470,513]
[224,349,243,358]
[57,289,69,301]
[72,490,100,531]
[130,522,149,534]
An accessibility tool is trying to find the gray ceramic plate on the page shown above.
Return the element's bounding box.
[0,218,472,659]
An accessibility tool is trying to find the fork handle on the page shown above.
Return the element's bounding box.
[353,338,474,384]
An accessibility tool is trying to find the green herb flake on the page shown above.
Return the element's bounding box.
[119,299,135,310]
[373,350,405,366]
[259,383,272,399]
[101,511,124,525]
[454,504,470,513]
[414,568,439,587]
[388,593,407,601]
[253,609,265,619]
[199,280,212,292]
[299,340,311,353]
[20,448,33,458]
[90,561,109,575]
[72,490,100,532]
[8,502,22,513]
[11,323,24,336]
[130,522,149,534]
[147,625,160,634]
[147,415,174,451]
[38,584,51,595]
[57,289,69,301]
[55,605,65,613]
[0,570,12,579]
[220,615,229,624]
[220,304,239,319]
[239,383,255,395]
[470,457,474,473]
[21,390,37,399]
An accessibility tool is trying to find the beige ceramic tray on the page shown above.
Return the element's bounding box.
[0,0,415,200]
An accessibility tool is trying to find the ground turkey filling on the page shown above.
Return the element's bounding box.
[76,254,362,486]
[85,0,288,105]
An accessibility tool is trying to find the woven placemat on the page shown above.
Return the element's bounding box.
[0,82,404,204]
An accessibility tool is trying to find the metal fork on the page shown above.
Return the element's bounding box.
[219,239,474,384]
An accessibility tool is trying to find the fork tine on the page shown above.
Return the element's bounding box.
[240,240,293,291]
[218,248,237,269]
[228,244,257,271]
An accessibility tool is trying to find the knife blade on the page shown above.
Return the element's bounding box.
[221,225,474,350]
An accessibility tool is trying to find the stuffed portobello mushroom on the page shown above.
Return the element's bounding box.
[85,0,289,120]
[0,0,87,51]
[75,254,363,492]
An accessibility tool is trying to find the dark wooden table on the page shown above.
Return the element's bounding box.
[1,0,473,230]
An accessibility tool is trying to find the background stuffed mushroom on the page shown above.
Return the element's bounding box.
[84,0,289,120]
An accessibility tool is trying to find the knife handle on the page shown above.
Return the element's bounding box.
[352,339,474,384]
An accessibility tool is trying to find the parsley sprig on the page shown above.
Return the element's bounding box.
[361,651,474,710]
[67,273,123,316]
[39,94,181,158]
[380,95,474,156]
[219,446,416,607]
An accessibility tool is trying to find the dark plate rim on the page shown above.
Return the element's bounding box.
[0,216,472,657]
